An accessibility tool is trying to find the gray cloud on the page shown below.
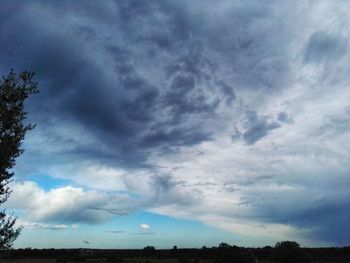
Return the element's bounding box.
[250,183,350,245]
[304,31,347,64]
[237,111,281,144]
[313,107,350,138]
[1,0,237,169]
[277,112,294,124]
[151,174,200,207]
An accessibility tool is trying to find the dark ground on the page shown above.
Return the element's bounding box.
[0,243,349,263]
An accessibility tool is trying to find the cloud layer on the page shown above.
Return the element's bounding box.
[1,0,350,246]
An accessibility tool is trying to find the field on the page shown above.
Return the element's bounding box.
[0,259,236,263]
[1,259,349,263]
[0,258,197,263]
[1,246,349,263]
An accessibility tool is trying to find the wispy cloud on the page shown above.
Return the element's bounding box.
[132,232,155,236]
[19,221,67,230]
[105,230,124,234]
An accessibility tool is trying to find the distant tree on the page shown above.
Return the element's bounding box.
[255,246,273,261]
[0,70,38,249]
[218,243,231,249]
[216,243,255,263]
[273,241,311,263]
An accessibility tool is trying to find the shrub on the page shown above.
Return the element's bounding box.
[273,241,311,263]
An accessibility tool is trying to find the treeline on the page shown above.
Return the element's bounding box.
[1,242,350,262]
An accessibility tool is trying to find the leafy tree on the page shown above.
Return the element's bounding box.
[216,243,255,263]
[218,243,232,249]
[0,70,38,249]
[273,241,311,263]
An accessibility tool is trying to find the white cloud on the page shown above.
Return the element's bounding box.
[7,181,144,224]
[17,220,68,230]
[139,224,151,230]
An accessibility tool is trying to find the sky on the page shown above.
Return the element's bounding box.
[1,0,350,248]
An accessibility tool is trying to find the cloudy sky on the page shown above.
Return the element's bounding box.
[1,0,350,248]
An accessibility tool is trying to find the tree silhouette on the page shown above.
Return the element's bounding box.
[273,241,311,263]
[0,70,38,249]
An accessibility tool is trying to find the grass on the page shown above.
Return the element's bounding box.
[1,258,348,263]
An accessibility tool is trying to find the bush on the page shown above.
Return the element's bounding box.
[273,241,311,263]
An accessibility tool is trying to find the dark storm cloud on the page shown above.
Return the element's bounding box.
[202,2,293,92]
[292,200,350,245]
[0,0,229,168]
[236,170,350,246]
[0,0,295,169]
[270,192,350,245]
[238,111,281,144]
[303,31,347,63]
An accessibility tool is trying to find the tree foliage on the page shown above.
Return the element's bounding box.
[0,70,38,249]
[273,241,311,263]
